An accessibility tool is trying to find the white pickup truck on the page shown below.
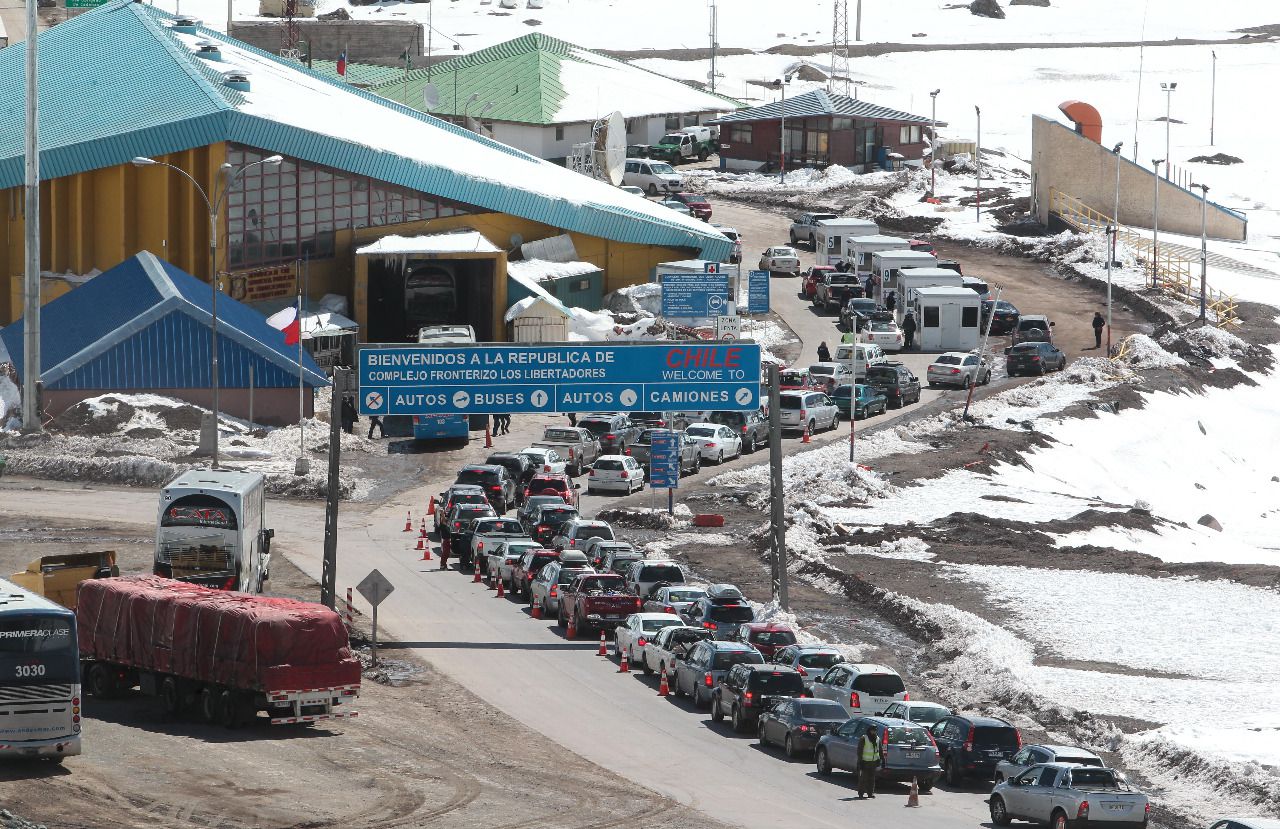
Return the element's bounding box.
[470,517,530,577]
[641,624,713,676]
[988,763,1149,829]
[789,212,839,248]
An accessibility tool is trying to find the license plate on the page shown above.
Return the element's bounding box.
[904,750,921,758]
[1106,804,1130,812]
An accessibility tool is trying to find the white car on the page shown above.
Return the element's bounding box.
[926,351,992,389]
[684,423,743,464]
[809,662,908,716]
[776,390,840,434]
[623,158,681,196]
[486,539,544,588]
[834,342,889,379]
[994,744,1103,783]
[658,199,693,216]
[613,612,685,669]
[642,624,713,676]
[520,446,568,476]
[760,246,800,275]
[714,224,743,264]
[861,319,905,352]
[550,519,615,552]
[619,185,646,197]
[587,455,646,495]
[808,361,856,389]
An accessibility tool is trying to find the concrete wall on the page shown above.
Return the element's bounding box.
[229,20,422,66]
[1031,115,1246,242]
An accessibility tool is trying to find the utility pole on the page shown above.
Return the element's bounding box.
[21,0,40,432]
[1107,141,1123,355]
[427,0,433,82]
[321,367,352,609]
[963,288,1001,419]
[708,0,718,95]
[1152,159,1163,289]
[929,89,940,196]
[1193,183,1209,321]
[1161,81,1177,179]
[855,0,862,41]
[1210,51,1217,146]
[974,105,981,223]
[776,74,792,183]
[767,364,788,612]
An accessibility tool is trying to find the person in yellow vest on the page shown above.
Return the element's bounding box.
[857,727,882,799]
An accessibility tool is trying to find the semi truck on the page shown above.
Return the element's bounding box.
[77,575,360,727]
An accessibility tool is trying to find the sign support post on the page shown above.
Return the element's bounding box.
[767,364,788,611]
[356,569,394,667]
[322,367,352,609]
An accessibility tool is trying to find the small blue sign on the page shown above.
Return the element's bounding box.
[648,430,681,490]
[660,272,730,318]
[748,269,771,314]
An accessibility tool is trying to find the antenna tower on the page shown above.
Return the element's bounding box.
[831,0,850,97]
[279,0,301,60]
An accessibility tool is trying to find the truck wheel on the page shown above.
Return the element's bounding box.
[87,663,118,699]
[199,687,219,724]
[160,677,181,717]
[698,148,709,162]
[218,689,243,729]
[647,184,658,196]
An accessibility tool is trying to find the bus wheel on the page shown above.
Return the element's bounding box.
[87,663,118,699]
[160,677,181,718]
[199,686,219,724]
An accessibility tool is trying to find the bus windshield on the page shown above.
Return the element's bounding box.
[0,616,79,685]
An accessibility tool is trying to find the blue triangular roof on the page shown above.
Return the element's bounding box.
[0,252,327,390]
[0,2,731,261]
[709,89,936,126]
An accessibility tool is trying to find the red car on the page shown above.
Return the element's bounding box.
[779,369,823,391]
[524,473,579,508]
[802,265,836,298]
[908,239,936,254]
[670,192,712,221]
[731,622,799,659]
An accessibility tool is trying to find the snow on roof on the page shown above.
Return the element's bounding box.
[552,45,735,123]
[506,259,601,281]
[356,231,502,256]
[849,235,911,245]
[912,286,980,298]
[506,265,575,321]
[300,311,359,338]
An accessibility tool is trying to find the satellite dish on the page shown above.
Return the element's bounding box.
[423,83,440,111]
[595,111,627,186]
[509,233,524,249]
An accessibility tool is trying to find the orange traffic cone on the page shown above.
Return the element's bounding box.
[802,422,811,444]
[472,566,482,583]
[907,776,920,807]
[658,667,670,696]
[566,616,577,639]
[415,537,425,551]
[419,519,428,539]
[487,570,497,590]
[420,544,432,562]
[427,498,436,516]
[619,649,630,673]
[598,631,607,656]
[495,579,505,598]
[485,427,493,449]
[403,510,413,532]
[531,601,542,619]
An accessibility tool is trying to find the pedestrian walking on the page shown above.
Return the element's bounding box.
[492,414,502,436]
[1092,311,1106,349]
[885,291,897,313]
[366,415,385,439]
[902,312,917,350]
[497,413,511,435]
[856,728,882,799]
[340,396,357,435]
[864,274,875,297]
[817,341,832,363]
[439,535,451,570]
[567,412,578,427]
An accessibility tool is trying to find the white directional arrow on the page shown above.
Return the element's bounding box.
[619,388,638,408]
[735,387,753,406]
[531,389,549,408]
[452,390,471,409]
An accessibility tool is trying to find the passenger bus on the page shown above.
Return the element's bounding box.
[0,578,81,761]
[411,324,474,441]
[154,470,273,593]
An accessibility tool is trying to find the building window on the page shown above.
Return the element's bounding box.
[961,306,979,327]
[923,306,940,328]
[899,125,923,144]
[728,124,753,143]
[665,115,680,131]
[832,117,853,131]
[626,118,636,135]
[683,115,698,127]
[555,125,565,141]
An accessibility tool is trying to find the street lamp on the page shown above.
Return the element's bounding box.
[1152,158,1164,289]
[462,92,481,123]
[774,74,793,183]
[1106,141,1123,354]
[928,89,940,196]
[974,105,981,222]
[131,153,283,469]
[470,100,495,133]
[1160,81,1177,179]
[1192,183,1209,321]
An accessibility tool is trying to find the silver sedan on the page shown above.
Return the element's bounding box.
[926,351,991,389]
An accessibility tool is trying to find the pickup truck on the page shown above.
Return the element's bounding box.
[556,572,643,637]
[988,764,1149,829]
[532,426,601,476]
[577,414,643,456]
[629,428,701,475]
[469,517,529,577]
[789,212,839,248]
[648,127,717,165]
[641,624,712,676]
[813,272,864,312]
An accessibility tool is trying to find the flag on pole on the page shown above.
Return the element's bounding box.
[336,49,348,77]
[266,306,301,346]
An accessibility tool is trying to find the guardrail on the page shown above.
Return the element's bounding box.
[1049,189,1238,327]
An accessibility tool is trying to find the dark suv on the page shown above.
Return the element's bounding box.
[707,409,769,454]
[1011,314,1054,346]
[682,584,756,639]
[1005,342,1066,376]
[982,299,1020,335]
[863,362,921,409]
[673,640,764,708]
[712,664,808,732]
[577,414,643,455]
[454,464,517,514]
[484,452,536,500]
[929,714,1022,785]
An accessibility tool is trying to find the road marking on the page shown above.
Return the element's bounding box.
[620,388,638,407]
[531,390,548,408]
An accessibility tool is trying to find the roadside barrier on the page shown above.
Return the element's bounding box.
[619,649,630,672]
[907,776,921,807]
[343,588,354,632]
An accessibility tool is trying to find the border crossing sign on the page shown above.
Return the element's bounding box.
[660,272,730,317]
[357,342,762,415]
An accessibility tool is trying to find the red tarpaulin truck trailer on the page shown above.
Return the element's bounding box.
[76,576,360,727]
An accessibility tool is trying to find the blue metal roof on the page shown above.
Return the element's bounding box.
[709,89,936,126]
[0,2,730,261]
[0,252,327,391]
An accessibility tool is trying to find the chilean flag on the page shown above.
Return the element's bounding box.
[336,49,348,77]
[266,306,301,346]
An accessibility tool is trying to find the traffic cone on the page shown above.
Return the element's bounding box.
[802,423,811,444]
[427,498,436,516]
[487,570,497,590]
[619,649,630,672]
[403,510,412,532]
[420,544,432,562]
[658,667,670,696]
[495,579,505,598]
[598,631,608,656]
[419,519,428,538]
[531,601,542,619]
[907,777,920,808]
[485,427,493,449]
[472,566,482,583]
[415,536,425,551]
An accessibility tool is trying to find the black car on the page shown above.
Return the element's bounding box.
[707,409,769,454]
[935,258,963,275]
[840,298,879,332]
[982,299,1020,335]
[577,414,643,455]
[529,504,579,546]
[682,584,756,640]
[863,362,922,409]
[454,464,517,514]
[1005,342,1067,376]
[484,453,536,501]
[757,697,849,757]
[712,663,808,733]
[445,503,497,567]
[930,714,1022,785]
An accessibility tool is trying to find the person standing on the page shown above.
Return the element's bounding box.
[857,728,882,799]
[817,341,832,363]
[1092,311,1106,349]
[567,412,578,427]
[885,291,897,313]
[340,396,357,435]
[366,414,385,439]
[902,312,917,350]
[497,413,511,435]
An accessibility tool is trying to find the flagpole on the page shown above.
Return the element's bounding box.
[298,256,306,469]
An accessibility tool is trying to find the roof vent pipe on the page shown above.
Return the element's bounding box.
[194,41,222,61]
[223,72,251,92]
[170,17,201,33]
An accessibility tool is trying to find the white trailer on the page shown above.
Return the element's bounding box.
[871,249,941,303]
[814,218,879,266]
[154,470,273,594]
[847,234,912,275]
[895,267,965,317]
[912,286,983,352]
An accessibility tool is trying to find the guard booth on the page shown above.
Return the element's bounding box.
[847,234,911,275]
[895,267,965,319]
[814,218,878,266]
[872,249,939,304]
[912,286,982,352]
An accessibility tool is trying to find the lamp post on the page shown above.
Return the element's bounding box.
[1192,183,1209,321]
[471,101,494,133]
[1160,81,1177,179]
[1210,51,1217,146]
[462,92,480,126]
[774,74,793,183]
[974,105,981,222]
[928,89,940,196]
[131,154,284,469]
[21,0,40,432]
[1106,141,1123,355]
[1152,158,1164,289]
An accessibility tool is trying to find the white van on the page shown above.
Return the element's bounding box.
[834,342,888,380]
[623,158,681,196]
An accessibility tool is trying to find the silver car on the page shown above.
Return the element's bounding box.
[528,557,593,617]
[777,390,840,434]
[880,700,953,728]
[486,540,544,591]
[995,744,1103,783]
[643,584,707,616]
[988,764,1148,829]
[926,351,991,389]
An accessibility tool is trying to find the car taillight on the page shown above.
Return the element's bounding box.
[523,488,530,497]
[621,471,629,479]
[477,542,484,550]
[490,485,501,491]
[537,524,548,533]
[624,448,632,455]
[544,465,551,472]
[800,410,807,419]
[664,605,674,613]
[637,637,647,647]
[850,691,860,709]
[568,448,575,459]
[633,598,642,609]
[550,585,558,598]
[703,622,715,629]
[704,674,714,687]
[903,692,910,701]
[1077,801,1089,820]
[605,433,616,439]
[453,522,461,529]
[1031,356,1041,362]
[589,469,595,476]
[1014,728,1022,748]
[926,730,938,749]
[1144,803,1151,818]
[964,725,975,753]
[744,691,754,704]
[741,425,748,433]
[949,368,960,374]
[796,666,807,676]
[704,443,715,448]
[798,724,813,733]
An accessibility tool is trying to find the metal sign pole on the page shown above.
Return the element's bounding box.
[21,0,40,433]
[963,287,1000,419]
[767,364,788,611]
[321,367,350,609]
[370,592,379,666]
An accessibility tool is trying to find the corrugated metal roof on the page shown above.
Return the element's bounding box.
[366,31,740,125]
[309,58,409,88]
[0,252,327,390]
[0,2,730,262]
[708,89,935,125]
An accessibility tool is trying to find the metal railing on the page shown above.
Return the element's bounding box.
[1049,189,1239,327]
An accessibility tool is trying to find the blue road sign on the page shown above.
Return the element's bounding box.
[748,269,771,314]
[648,430,680,490]
[660,272,730,317]
[357,342,762,415]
